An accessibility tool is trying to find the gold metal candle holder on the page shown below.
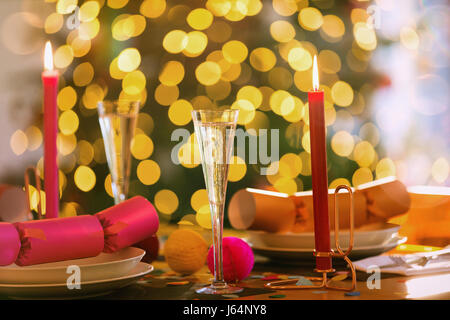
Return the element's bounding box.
[265,185,356,292]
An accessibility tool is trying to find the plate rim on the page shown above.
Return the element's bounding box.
[249,236,407,253]
[246,222,400,238]
[1,247,146,271]
[0,262,153,289]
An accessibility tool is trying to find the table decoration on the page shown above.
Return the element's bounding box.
[402,186,450,245]
[228,177,410,233]
[0,223,21,266]
[14,215,104,266]
[358,177,411,219]
[228,188,297,233]
[192,109,242,294]
[264,57,357,292]
[0,247,145,284]
[207,237,254,282]
[95,196,159,253]
[247,222,401,249]
[251,235,406,264]
[98,100,140,204]
[41,41,59,219]
[354,246,450,276]
[0,185,30,223]
[0,262,153,299]
[308,55,332,272]
[164,229,208,275]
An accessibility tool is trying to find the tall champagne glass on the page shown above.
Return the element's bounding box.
[192,109,242,295]
[98,100,139,204]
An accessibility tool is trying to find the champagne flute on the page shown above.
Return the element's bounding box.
[97,100,139,204]
[192,109,242,295]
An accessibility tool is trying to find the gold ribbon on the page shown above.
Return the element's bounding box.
[103,221,129,236]
[22,228,47,241]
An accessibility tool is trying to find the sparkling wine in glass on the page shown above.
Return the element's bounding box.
[98,100,139,204]
[192,109,242,295]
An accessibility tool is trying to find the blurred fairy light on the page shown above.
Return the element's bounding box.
[4,0,447,221]
[370,0,450,186]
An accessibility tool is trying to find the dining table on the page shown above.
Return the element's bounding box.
[0,225,448,301]
[93,226,450,301]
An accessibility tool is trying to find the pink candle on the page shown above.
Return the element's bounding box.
[308,56,332,271]
[42,41,59,219]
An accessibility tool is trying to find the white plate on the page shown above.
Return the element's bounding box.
[250,236,407,264]
[0,262,153,299]
[247,223,400,250]
[0,247,145,284]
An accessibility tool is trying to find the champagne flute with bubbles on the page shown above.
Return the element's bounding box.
[98,100,139,204]
[192,109,242,295]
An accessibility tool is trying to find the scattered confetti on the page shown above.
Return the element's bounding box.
[312,290,328,294]
[222,294,240,299]
[288,275,302,279]
[151,269,166,275]
[331,274,348,282]
[261,276,280,281]
[167,281,190,286]
[249,275,264,279]
[269,294,286,299]
[136,279,151,284]
[263,272,279,276]
[344,291,360,296]
[278,275,289,280]
[296,276,314,286]
[334,271,349,275]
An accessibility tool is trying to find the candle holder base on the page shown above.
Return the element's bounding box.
[264,250,356,292]
[264,185,357,292]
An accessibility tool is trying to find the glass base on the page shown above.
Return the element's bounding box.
[196,284,244,295]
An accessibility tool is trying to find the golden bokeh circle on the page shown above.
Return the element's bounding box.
[137,160,161,185]
[74,165,96,192]
[195,61,222,86]
[187,8,214,30]
[250,47,277,72]
[154,189,179,215]
[168,99,193,126]
[222,40,248,64]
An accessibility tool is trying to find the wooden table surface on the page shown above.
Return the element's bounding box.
[97,256,450,300]
[1,226,448,300]
[99,226,450,300]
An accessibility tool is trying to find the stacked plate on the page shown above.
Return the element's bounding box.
[0,247,152,299]
[247,223,406,264]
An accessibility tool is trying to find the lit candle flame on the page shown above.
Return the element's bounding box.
[313,55,319,91]
[44,41,54,71]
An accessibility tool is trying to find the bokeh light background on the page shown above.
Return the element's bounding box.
[0,0,448,229]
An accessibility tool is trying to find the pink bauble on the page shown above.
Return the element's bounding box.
[207,237,254,282]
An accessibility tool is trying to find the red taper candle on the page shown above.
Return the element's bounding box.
[42,41,59,219]
[308,55,332,271]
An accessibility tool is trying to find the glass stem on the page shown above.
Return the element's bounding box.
[210,202,226,287]
[112,181,126,204]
